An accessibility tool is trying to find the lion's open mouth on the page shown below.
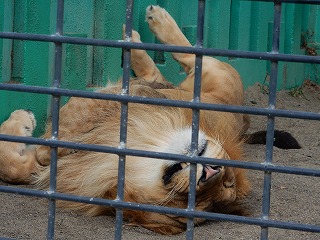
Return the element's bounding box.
[163,163,222,185]
[163,140,223,185]
[199,165,222,183]
[163,163,183,185]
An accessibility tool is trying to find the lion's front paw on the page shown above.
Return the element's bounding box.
[0,109,38,183]
[23,110,36,136]
[0,109,36,137]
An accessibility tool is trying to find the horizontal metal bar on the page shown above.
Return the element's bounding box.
[0,185,319,233]
[0,134,319,177]
[0,32,319,64]
[1,84,320,121]
[247,0,320,4]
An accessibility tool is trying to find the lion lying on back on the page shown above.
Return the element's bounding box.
[0,5,300,235]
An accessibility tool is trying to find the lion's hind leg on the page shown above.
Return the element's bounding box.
[0,110,38,183]
[146,5,195,74]
[146,5,245,108]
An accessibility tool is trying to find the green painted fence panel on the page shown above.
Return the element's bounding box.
[302,4,320,83]
[0,0,319,135]
[0,0,51,135]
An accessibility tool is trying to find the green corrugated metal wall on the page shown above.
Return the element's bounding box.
[1,0,319,135]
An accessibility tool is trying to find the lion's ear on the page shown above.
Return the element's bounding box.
[234,169,251,200]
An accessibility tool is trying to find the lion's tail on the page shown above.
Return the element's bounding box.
[243,130,301,149]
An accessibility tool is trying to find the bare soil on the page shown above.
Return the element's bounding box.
[1,81,319,240]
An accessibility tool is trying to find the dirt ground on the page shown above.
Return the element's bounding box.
[0,81,319,240]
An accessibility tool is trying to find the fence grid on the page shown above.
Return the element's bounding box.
[0,0,320,240]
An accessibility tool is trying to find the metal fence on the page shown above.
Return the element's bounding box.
[0,0,320,239]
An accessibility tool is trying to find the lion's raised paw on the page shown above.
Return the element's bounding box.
[146,5,172,26]
[145,5,166,22]
[145,5,178,43]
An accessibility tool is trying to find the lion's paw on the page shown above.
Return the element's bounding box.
[36,146,51,166]
[0,110,38,183]
[146,5,171,25]
[131,29,141,43]
[122,25,141,43]
[22,110,36,136]
[145,5,178,44]
[0,109,36,137]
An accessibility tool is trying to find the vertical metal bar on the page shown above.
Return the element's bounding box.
[114,0,133,239]
[47,0,64,239]
[260,1,281,239]
[186,1,205,239]
[1,1,14,83]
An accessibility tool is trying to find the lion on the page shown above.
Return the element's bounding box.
[0,5,300,235]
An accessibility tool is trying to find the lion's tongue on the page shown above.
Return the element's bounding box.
[204,166,220,181]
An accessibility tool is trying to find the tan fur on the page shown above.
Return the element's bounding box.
[0,6,251,234]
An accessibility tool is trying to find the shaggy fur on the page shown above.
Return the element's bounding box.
[0,6,253,234]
